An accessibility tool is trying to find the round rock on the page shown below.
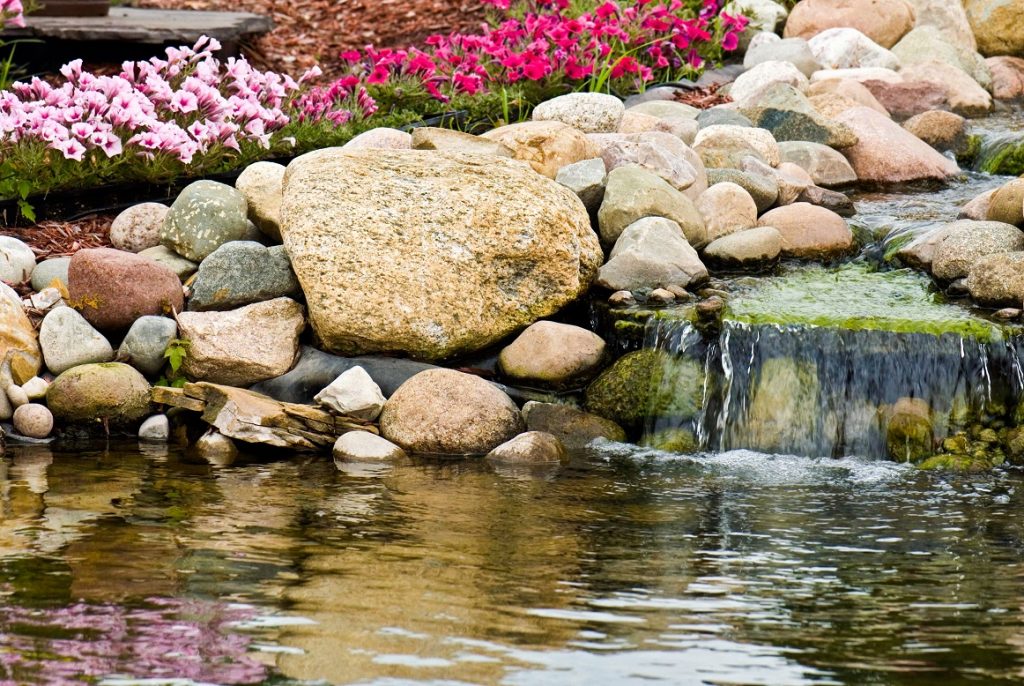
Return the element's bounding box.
[161,180,249,262]
[117,315,178,377]
[110,202,168,253]
[30,257,71,292]
[139,414,170,442]
[46,362,151,425]
[333,431,408,462]
[235,161,285,242]
[532,92,625,134]
[697,182,758,241]
[931,220,1024,280]
[13,403,53,438]
[703,226,784,266]
[485,431,567,464]
[498,321,606,389]
[756,203,854,258]
[0,236,35,284]
[39,306,114,375]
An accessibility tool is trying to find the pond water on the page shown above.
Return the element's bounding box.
[2,442,1024,685]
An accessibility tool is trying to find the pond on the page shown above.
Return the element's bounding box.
[1,441,1023,685]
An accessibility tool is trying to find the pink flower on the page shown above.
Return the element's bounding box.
[169,90,199,113]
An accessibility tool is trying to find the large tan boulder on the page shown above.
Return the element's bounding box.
[784,0,916,49]
[0,287,41,381]
[498,321,606,389]
[833,106,959,182]
[281,149,602,361]
[480,121,596,177]
[964,0,1024,57]
[756,203,854,258]
[380,369,524,455]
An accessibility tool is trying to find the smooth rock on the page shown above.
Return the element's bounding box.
[860,79,947,120]
[116,315,177,377]
[795,185,856,215]
[598,216,708,291]
[29,257,70,292]
[0,237,34,284]
[987,179,1024,225]
[67,247,184,332]
[703,226,783,266]
[960,188,997,220]
[13,403,52,438]
[833,106,959,182]
[532,92,625,133]
[282,149,601,361]
[411,127,514,156]
[902,110,968,154]
[138,246,198,281]
[333,431,407,461]
[986,56,1024,100]
[626,100,700,122]
[342,128,412,150]
[778,141,857,186]
[784,0,916,48]
[139,414,170,442]
[741,157,812,205]
[314,365,386,420]
[595,132,701,194]
[235,161,285,242]
[697,182,758,241]
[740,83,858,148]
[20,376,47,400]
[486,431,567,464]
[161,180,249,262]
[964,0,1024,57]
[744,37,821,77]
[110,202,168,253]
[907,0,977,52]
[0,288,41,379]
[808,27,901,70]
[498,321,606,389]
[806,78,890,115]
[696,108,754,130]
[39,307,113,375]
[899,60,992,117]
[194,430,238,464]
[756,203,854,258]
[187,241,299,311]
[177,297,305,386]
[618,110,698,142]
[481,121,596,178]
[694,125,780,167]
[705,169,779,212]
[380,369,524,455]
[931,220,1024,280]
[598,164,706,247]
[46,362,151,425]
[967,252,1024,305]
[521,400,626,447]
[728,60,810,108]
[556,158,607,212]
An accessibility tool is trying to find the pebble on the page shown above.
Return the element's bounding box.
[608,290,637,306]
[13,403,53,439]
[139,414,170,442]
[647,288,677,305]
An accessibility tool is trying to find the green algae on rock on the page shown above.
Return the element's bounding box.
[46,362,151,426]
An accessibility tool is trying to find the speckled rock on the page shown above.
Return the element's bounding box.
[784,0,915,48]
[806,78,890,115]
[333,431,407,462]
[756,203,854,258]
[808,28,901,70]
[694,125,780,167]
[342,127,412,150]
[593,131,705,196]
[703,226,783,266]
[697,182,758,241]
[860,78,948,120]
[777,141,857,186]
[187,241,299,311]
[13,403,53,438]
[618,110,698,143]
[110,202,168,253]
[906,0,977,53]
[931,220,1024,280]
[411,127,514,156]
[46,362,151,425]
[138,246,198,281]
[0,293,40,382]
[834,106,960,182]
[117,315,178,377]
[281,149,601,361]
[380,368,524,455]
[960,188,997,220]
[986,56,1024,100]
[986,179,1024,225]
[161,180,249,262]
[0,237,35,284]
[532,92,625,133]
[902,110,968,151]
[486,431,567,464]
[597,216,708,290]
[964,0,1024,57]
[966,251,1024,305]
[499,321,606,389]
[39,307,113,375]
[706,168,779,212]
[598,164,707,247]
[481,121,597,177]
[235,161,285,242]
[900,60,992,117]
[739,83,858,148]
[892,25,990,87]
[555,158,607,211]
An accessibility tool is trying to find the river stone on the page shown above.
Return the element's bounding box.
[964,0,1024,57]
[598,164,707,247]
[343,128,412,150]
[833,107,959,182]
[67,248,184,332]
[20,376,47,401]
[194,430,239,464]
[46,362,151,425]
[594,132,701,194]
[796,185,856,216]
[907,0,977,53]
[706,169,779,212]
[177,297,305,386]
[162,180,249,262]
[697,182,758,241]
[12,403,52,439]
[729,61,810,109]
[138,246,198,281]
[965,251,1024,305]
[784,0,915,48]
[0,292,40,381]
[235,161,285,242]
[117,315,177,377]
[703,226,784,266]
[960,188,998,220]
[139,414,170,442]
[883,397,933,463]
[806,78,890,115]
[694,125,780,167]
[556,158,607,212]
[756,203,853,258]
[481,121,596,178]
[931,220,1024,280]
[314,365,386,420]
[693,132,769,170]
[486,431,567,464]
[584,349,705,431]
[744,37,821,77]
[333,431,407,462]
[281,149,601,361]
[380,369,524,455]
[618,110,698,142]
[745,356,821,453]
[902,110,968,152]
[696,108,754,130]
[110,202,168,253]
[626,100,700,122]
[187,241,299,311]
[0,237,35,284]
[741,157,812,205]
[29,257,70,292]
[740,83,858,148]
[498,321,606,389]
[521,401,626,448]
[411,127,514,156]
[597,217,708,291]
[808,28,901,70]
[986,57,1024,100]
[532,92,625,133]
[892,25,990,86]
[777,141,857,186]
[39,307,113,375]
[986,179,1024,225]
[900,60,992,117]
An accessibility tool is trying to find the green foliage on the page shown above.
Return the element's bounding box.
[156,338,191,389]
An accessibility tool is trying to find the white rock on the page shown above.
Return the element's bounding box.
[729,61,809,108]
[314,366,387,420]
[20,376,48,400]
[725,0,788,36]
[532,92,625,134]
[12,403,52,438]
[342,128,412,150]
[333,431,407,462]
[39,307,114,375]
[110,202,168,253]
[0,236,35,284]
[139,414,170,442]
[194,430,238,465]
[810,67,904,84]
[694,125,781,167]
[29,287,63,311]
[6,385,28,408]
[808,28,901,70]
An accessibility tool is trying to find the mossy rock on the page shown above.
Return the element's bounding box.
[46,362,152,425]
[745,356,820,453]
[884,400,934,464]
[643,427,699,453]
[956,134,982,166]
[918,452,1003,472]
[976,138,1024,176]
[584,349,705,431]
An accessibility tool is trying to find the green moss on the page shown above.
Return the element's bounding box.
[725,262,1009,341]
[976,137,1024,175]
[918,452,1004,472]
[643,427,699,453]
[956,134,982,165]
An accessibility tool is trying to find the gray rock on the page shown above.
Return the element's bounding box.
[139,414,170,442]
[521,400,627,448]
[486,431,567,464]
[741,83,858,148]
[931,220,1024,280]
[117,315,178,377]
[703,226,783,266]
[138,246,198,281]
[187,241,300,311]
[555,158,607,212]
[795,185,856,216]
[744,37,822,77]
[30,257,70,292]
[110,202,168,253]
[39,307,113,375]
[597,216,708,290]
[594,132,700,193]
[333,431,408,462]
[314,365,386,420]
[161,180,249,262]
[194,430,238,464]
[0,237,35,284]
[532,92,625,133]
[235,161,285,242]
[597,164,707,247]
[696,108,754,130]
[706,168,779,212]
[729,60,810,109]
[777,141,858,186]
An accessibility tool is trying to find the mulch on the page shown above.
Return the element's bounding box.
[0,214,113,264]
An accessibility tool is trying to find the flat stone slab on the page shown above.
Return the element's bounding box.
[5,7,272,44]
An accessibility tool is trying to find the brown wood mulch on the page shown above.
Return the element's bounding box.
[0,214,113,270]
[674,83,732,109]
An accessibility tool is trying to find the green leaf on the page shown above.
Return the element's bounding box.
[17,199,35,223]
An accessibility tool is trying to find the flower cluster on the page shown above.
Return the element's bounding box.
[1,0,25,28]
[0,36,324,167]
[328,0,748,104]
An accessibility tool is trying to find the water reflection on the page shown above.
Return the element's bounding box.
[0,442,1023,684]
